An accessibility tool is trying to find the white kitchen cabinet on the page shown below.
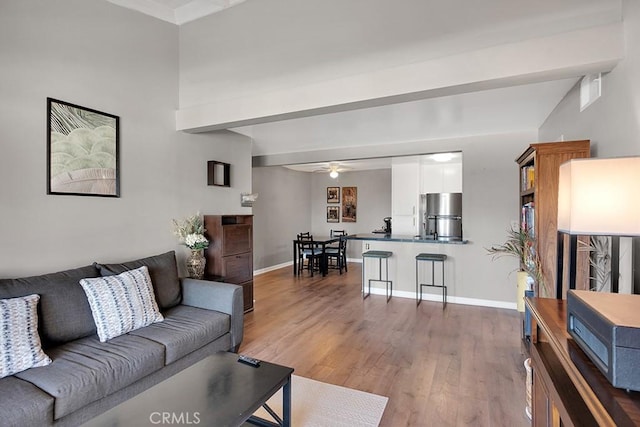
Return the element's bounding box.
[391,156,420,234]
[441,162,462,193]
[392,154,463,236]
[392,215,416,235]
[420,160,462,194]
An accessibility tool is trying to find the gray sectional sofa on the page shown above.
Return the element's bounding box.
[0,251,244,427]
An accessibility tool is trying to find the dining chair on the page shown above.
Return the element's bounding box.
[325,233,348,274]
[297,233,321,276]
[327,229,346,250]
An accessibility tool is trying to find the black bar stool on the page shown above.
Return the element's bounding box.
[362,250,393,302]
[415,253,448,308]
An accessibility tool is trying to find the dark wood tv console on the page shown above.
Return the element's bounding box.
[526,297,640,426]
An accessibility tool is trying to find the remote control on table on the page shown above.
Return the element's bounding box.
[238,354,261,367]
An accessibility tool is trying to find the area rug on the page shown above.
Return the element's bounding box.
[252,375,388,427]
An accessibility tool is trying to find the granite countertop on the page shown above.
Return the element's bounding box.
[347,233,468,244]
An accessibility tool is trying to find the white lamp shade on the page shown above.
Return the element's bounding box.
[557,157,640,235]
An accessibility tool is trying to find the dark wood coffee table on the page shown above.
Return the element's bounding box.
[83,352,294,427]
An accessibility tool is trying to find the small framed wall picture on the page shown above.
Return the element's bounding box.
[327,206,340,223]
[327,186,339,203]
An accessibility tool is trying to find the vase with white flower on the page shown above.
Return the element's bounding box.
[172,213,209,279]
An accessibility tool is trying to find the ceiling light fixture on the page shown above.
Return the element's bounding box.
[432,153,454,162]
[328,163,340,179]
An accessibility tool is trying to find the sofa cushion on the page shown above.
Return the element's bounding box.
[15,334,165,420]
[0,376,55,427]
[129,305,230,364]
[0,294,52,378]
[80,266,164,342]
[95,251,181,310]
[0,265,99,347]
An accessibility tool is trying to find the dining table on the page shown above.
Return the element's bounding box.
[292,235,343,276]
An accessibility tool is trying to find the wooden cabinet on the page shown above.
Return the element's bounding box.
[516,141,590,297]
[526,297,640,426]
[203,215,253,312]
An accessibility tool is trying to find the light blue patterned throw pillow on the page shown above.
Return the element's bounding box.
[0,294,52,378]
[79,266,164,342]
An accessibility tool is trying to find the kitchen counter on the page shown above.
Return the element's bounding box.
[347,233,468,244]
[349,233,469,304]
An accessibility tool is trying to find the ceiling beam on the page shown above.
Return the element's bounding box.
[176,24,623,133]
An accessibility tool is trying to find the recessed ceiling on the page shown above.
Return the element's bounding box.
[105,0,247,24]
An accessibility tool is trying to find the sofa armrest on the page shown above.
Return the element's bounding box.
[180,278,244,350]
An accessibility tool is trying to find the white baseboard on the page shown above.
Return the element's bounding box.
[254,261,516,310]
[254,259,359,275]
[366,288,517,310]
[254,261,293,276]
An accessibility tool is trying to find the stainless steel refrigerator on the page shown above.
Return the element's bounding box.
[420,193,463,240]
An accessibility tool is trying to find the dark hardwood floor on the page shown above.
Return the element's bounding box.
[241,263,529,427]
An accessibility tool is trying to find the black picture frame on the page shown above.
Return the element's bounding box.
[47,98,120,197]
[327,206,340,223]
[327,186,339,203]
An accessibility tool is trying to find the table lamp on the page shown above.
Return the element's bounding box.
[556,157,640,298]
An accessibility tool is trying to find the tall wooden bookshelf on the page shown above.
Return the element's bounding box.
[516,141,590,297]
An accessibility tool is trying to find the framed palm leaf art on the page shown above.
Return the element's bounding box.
[47,98,120,197]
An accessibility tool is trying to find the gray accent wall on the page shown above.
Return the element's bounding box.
[252,167,312,270]
[0,0,251,277]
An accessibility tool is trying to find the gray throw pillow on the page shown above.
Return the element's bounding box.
[95,251,181,310]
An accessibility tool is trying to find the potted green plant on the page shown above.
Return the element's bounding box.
[487,226,545,310]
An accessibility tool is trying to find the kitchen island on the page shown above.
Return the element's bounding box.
[346,233,468,304]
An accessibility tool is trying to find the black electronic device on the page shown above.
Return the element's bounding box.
[237,354,261,367]
[567,290,640,391]
[383,217,392,234]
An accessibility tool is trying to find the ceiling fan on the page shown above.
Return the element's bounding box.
[313,162,351,178]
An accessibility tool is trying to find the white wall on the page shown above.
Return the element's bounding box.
[0,0,252,277]
[539,0,640,157]
[177,0,622,133]
[180,0,617,109]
